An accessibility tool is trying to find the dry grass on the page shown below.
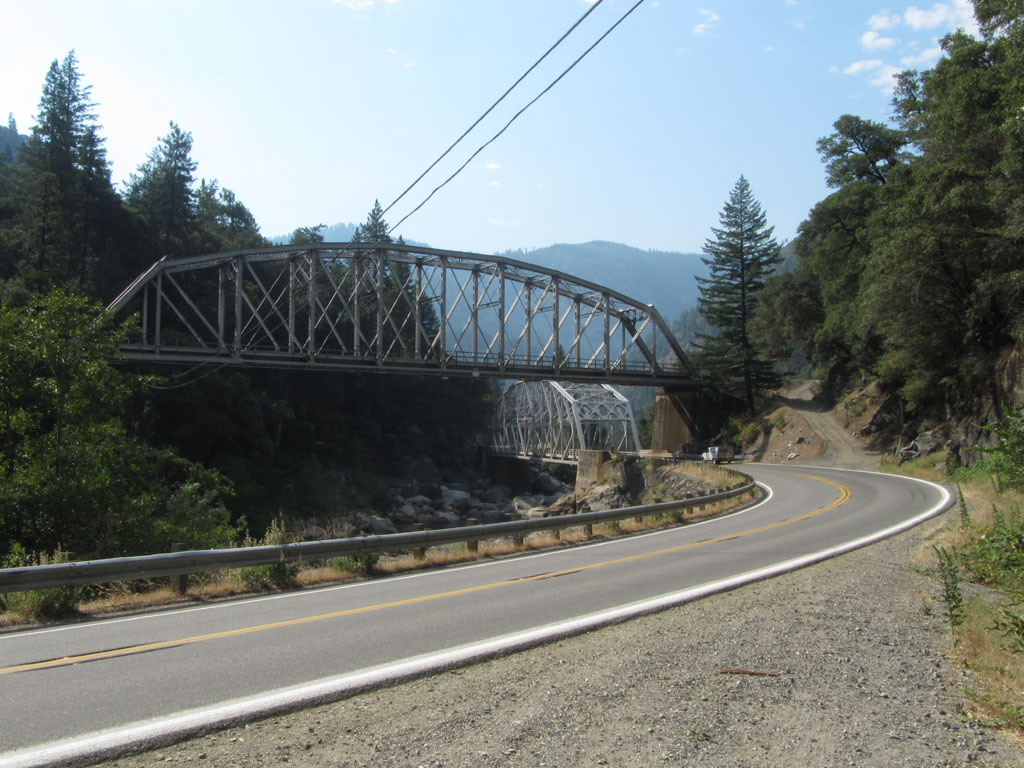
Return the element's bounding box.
[955,597,1024,728]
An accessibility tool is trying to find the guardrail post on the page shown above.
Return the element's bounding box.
[584,523,593,538]
[412,524,426,560]
[170,543,187,594]
[467,518,479,553]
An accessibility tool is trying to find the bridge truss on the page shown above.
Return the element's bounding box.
[491,381,641,463]
[107,242,698,387]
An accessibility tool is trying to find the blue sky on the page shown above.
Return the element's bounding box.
[2,0,978,254]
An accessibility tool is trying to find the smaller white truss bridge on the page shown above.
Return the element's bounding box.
[491,380,642,463]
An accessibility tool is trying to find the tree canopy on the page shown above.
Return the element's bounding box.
[753,0,1024,444]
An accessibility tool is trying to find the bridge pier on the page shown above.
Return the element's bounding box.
[651,388,701,452]
[485,454,533,495]
[575,450,611,494]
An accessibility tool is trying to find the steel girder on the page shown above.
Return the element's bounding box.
[491,380,641,463]
[106,242,699,387]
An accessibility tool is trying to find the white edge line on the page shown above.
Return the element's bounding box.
[0,472,947,768]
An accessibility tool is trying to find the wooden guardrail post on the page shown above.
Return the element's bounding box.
[467,518,479,553]
[412,523,426,560]
[170,543,187,594]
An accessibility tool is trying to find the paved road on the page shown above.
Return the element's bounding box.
[0,466,949,767]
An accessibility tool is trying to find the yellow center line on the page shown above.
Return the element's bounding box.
[1,471,849,677]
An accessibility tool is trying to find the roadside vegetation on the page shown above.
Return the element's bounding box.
[889,410,1024,733]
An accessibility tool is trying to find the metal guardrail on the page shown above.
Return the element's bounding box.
[0,477,757,594]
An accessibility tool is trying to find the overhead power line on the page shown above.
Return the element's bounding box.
[386,0,649,239]
[380,0,606,224]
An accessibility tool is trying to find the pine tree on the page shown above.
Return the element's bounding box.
[352,199,391,243]
[124,122,198,257]
[694,175,780,411]
[15,50,109,290]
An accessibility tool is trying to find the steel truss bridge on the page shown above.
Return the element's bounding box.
[107,242,699,388]
[491,380,641,463]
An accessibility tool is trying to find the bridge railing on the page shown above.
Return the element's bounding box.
[0,475,755,593]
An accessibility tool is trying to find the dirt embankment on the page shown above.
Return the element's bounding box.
[751,380,880,470]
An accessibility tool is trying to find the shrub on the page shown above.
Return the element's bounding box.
[1,543,79,620]
[237,519,298,590]
[979,408,1024,491]
[934,545,964,631]
[330,552,379,576]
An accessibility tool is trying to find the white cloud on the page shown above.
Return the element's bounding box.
[487,218,521,229]
[868,10,901,30]
[904,0,978,34]
[843,59,884,75]
[488,181,502,188]
[337,0,399,9]
[861,30,898,49]
[868,64,902,92]
[900,45,943,66]
[694,8,720,35]
[485,161,501,170]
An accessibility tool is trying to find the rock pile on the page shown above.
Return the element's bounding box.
[330,457,719,537]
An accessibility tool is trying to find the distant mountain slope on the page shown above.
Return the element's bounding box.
[264,233,705,326]
[270,221,358,245]
[503,241,706,325]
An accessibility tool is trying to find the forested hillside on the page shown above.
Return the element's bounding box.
[750,1,1024,462]
[0,53,491,562]
[504,241,705,326]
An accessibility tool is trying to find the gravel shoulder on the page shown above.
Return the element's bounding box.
[102,398,1024,768]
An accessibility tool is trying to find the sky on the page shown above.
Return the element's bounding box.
[1,0,980,255]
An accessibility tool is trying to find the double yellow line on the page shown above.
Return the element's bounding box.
[1,471,849,677]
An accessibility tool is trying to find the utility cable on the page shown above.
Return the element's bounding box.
[387,0,647,237]
[379,0,605,222]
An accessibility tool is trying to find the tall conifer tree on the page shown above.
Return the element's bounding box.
[694,175,780,411]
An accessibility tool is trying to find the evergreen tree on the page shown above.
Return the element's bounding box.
[14,51,107,290]
[288,224,325,245]
[195,178,265,252]
[351,199,390,243]
[124,121,198,257]
[693,176,780,411]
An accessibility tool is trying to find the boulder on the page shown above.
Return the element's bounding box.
[407,456,442,487]
[422,509,460,529]
[512,495,544,515]
[532,472,564,496]
[355,513,398,536]
[583,483,628,512]
[441,487,474,512]
[482,484,512,504]
[471,506,506,525]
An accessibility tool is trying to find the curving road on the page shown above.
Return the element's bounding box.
[0,465,950,768]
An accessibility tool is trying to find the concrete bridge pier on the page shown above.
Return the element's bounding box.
[651,388,702,452]
[485,454,534,495]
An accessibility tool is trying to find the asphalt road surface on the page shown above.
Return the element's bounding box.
[0,465,949,767]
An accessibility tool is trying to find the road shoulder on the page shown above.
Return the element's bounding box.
[103,505,1022,768]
